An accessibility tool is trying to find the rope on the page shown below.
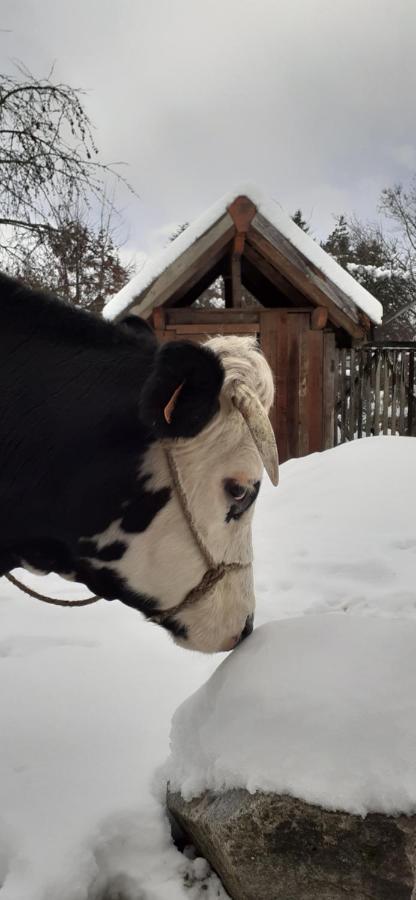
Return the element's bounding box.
[152,447,251,623]
[163,445,215,569]
[4,572,100,607]
[151,561,249,624]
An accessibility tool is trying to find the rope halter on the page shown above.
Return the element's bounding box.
[149,444,252,625]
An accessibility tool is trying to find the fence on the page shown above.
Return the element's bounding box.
[335,343,416,445]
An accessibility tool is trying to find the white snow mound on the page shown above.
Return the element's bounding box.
[167,613,416,816]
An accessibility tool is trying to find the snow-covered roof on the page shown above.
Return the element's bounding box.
[104,185,383,330]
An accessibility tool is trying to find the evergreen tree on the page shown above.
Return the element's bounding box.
[322,215,415,340]
[321,216,352,268]
[292,209,311,233]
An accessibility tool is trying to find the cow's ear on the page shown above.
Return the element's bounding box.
[139,340,224,438]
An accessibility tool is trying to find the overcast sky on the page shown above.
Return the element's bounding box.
[2,0,416,263]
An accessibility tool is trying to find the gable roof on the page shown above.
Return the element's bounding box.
[104,185,383,336]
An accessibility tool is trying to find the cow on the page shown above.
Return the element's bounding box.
[0,273,278,653]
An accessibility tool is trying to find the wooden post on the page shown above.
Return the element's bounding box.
[391,351,397,435]
[365,350,372,436]
[152,306,166,331]
[374,351,381,436]
[349,348,356,441]
[226,196,257,309]
[223,267,233,308]
[340,350,347,444]
[357,350,364,439]
[231,252,242,308]
[399,352,406,435]
[409,352,415,436]
[382,351,390,435]
[311,306,328,331]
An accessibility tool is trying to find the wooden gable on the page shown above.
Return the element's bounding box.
[120,195,374,342]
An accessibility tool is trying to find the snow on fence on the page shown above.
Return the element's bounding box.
[335,343,416,444]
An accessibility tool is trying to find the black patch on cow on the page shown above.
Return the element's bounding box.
[139,339,224,439]
[157,615,188,641]
[75,560,160,617]
[6,538,74,576]
[0,273,223,622]
[121,476,171,533]
[78,539,127,562]
[0,550,22,577]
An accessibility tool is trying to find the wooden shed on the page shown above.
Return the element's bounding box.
[105,189,382,463]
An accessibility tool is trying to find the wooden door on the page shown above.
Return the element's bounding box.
[259,309,330,462]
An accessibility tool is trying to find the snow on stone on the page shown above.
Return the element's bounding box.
[166,614,416,816]
[104,184,383,325]
[1,436,415,896]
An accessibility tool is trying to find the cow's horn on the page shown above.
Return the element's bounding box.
[232,382,279,486]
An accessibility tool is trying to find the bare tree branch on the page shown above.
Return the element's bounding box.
[0,65,136,259]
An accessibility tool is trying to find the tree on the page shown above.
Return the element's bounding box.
[10,205,132,314]
[292,209,311,233]
[322,213,416,340]
[168,222,189,242]
[0,64,131,263]
[321,216,352,268]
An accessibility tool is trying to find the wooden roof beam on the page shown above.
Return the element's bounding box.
[224,196,258,308]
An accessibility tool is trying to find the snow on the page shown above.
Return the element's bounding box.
[103,184,383,325]
[166,614,416,815]
[0,581,226,899]
[347,261,410,281]
[1,435,416,896]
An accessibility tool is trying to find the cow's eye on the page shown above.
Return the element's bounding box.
[224,479,248,502]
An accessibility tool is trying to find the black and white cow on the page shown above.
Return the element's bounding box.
[0,273,278,652]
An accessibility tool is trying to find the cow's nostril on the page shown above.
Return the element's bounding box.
[238,614,254,644]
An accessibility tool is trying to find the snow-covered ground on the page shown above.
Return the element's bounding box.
[0,436,415,898]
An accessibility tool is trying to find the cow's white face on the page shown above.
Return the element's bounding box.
[133,418,262,652]
[99,336,276,653]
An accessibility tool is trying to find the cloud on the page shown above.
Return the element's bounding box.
[2,0,416,247]
[390,144,416,171]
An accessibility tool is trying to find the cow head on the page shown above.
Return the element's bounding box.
[97,334,278,653]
